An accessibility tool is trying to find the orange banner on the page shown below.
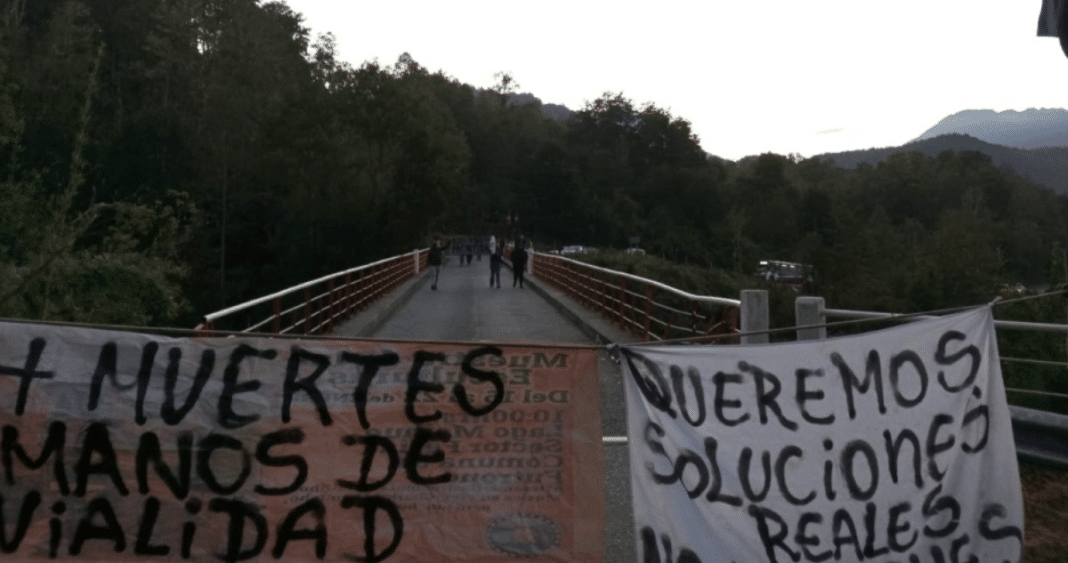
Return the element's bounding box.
[0,323,604,562]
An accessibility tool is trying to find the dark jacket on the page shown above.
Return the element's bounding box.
[512,246,528,268]
[428,244,443,267]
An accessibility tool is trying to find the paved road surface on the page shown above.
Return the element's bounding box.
[333,258,636,563]
[368,258,591,343]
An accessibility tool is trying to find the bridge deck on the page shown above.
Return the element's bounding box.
[339,257,596,342]
[331,259,636,562]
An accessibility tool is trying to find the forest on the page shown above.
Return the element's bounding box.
[4,0,1068,411]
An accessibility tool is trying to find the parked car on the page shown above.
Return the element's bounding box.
[1000,283,1026,295]
[755,260,812,285]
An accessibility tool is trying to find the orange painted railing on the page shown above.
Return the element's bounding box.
[530,252,741,342]
[195,249,427,335]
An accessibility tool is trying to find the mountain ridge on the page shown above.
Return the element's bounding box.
[817,133,1068,194]
[909,108,1068,149]
[489,97,1068,194]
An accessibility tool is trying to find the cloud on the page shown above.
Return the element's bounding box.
[816,128,845,135]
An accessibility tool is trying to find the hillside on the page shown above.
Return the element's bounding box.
[507,92,574,121]
[910,108,1068,149]
[818,134,1068,194]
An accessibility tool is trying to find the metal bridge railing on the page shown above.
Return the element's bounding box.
[822,304,1068,468]
[533,252,1068,383]
[531,252,742,342]
[195,249,428,335]
[532,256,1067,466]
[192,248,1066,465]
[821,304,1068,371]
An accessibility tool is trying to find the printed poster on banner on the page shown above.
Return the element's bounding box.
[620,306,1023,563]
[0,322,604,562]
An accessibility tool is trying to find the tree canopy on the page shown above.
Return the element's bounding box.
[3,0,1068,338]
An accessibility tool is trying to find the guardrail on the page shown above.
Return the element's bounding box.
[819,302,1068,468]
[193,248,1066,467]
[531,252,742,342]
[750,294,1068,469]
[195,249,427,335]
[818,303,1068,384]
[530,254,1068,467]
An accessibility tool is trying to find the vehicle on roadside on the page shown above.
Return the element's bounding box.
[755,260,813,286]
[560,245,588,255]
[1000,282,1026,295]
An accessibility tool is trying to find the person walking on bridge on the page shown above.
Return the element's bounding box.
[511,237,529,289]
[428,237,445,290]
[489,241,503,288]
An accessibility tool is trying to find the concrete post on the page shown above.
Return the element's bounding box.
[795,296,826,341]
[740,290,769,344]
[413,250,420,274]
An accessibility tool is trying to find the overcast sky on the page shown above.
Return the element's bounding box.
[282,0,1068,161]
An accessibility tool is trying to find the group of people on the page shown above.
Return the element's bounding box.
[427,235,529,291]
[450,237,485,266]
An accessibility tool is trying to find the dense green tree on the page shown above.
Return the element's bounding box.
[11,1,102,193]
[0,51,193,325]
[5,0,1068,354]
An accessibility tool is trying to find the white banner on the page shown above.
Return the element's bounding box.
[620,307,1023,563]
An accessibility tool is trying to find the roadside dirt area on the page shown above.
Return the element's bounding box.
[1021,463,1068,561]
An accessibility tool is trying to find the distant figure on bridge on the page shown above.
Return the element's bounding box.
[429,238,445,290]
[489,242,503,288]
[511,237,529,289]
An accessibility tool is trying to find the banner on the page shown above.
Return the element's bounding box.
[620,307,1023,563]
[0,322,603,562]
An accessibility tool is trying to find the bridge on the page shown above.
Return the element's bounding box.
[196,248,1068,562]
